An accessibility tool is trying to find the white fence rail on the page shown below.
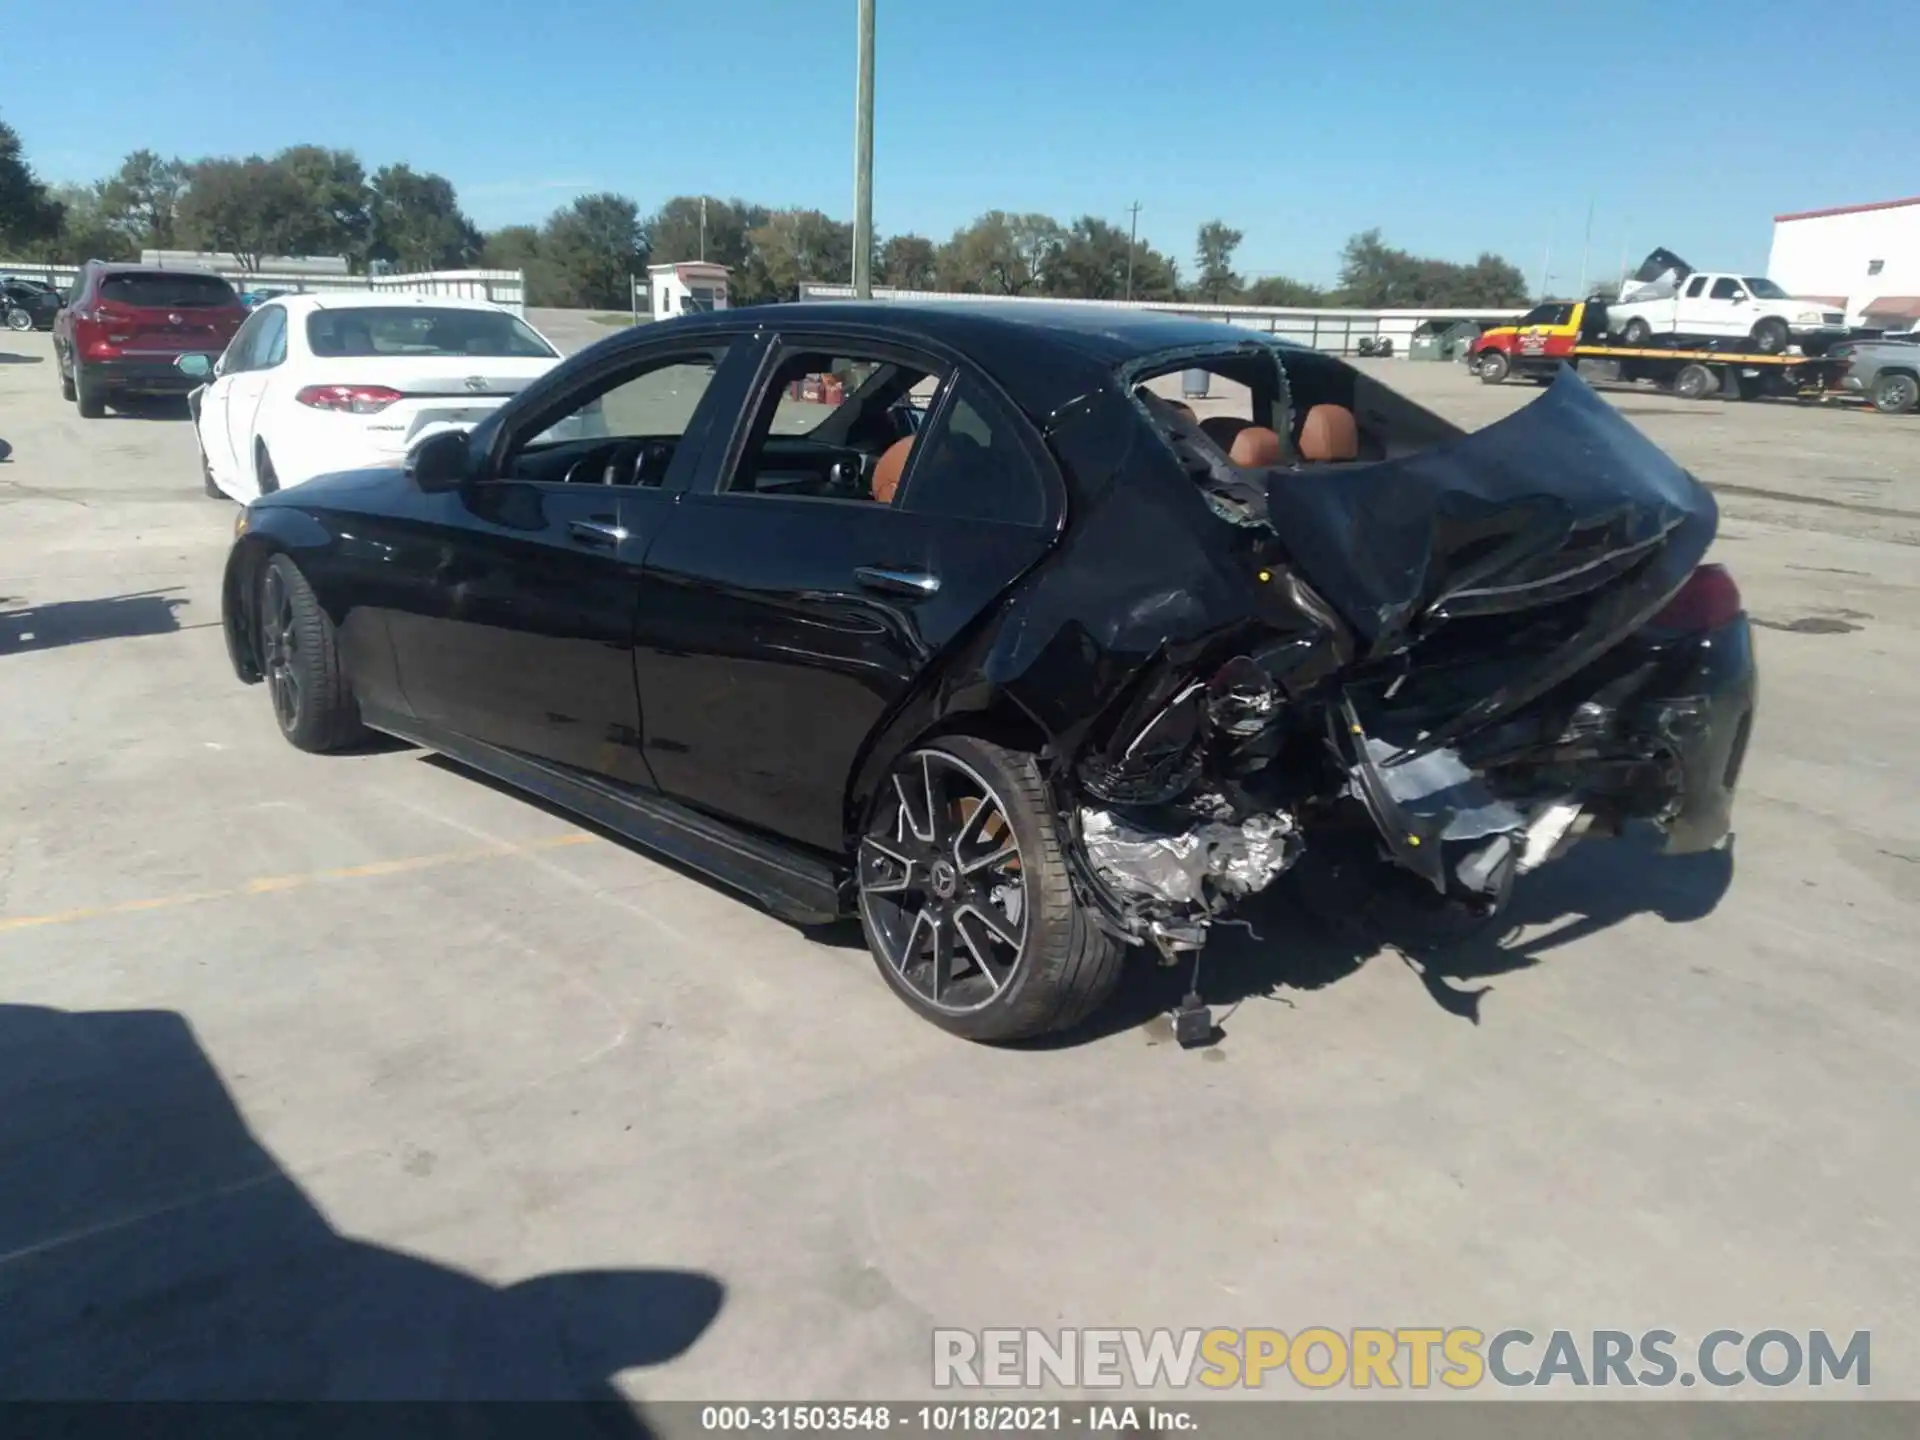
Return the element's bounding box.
[798,283,1523,358]
[1,261,527,317]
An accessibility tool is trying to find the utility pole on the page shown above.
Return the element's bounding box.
[852,0,876,299]
[1124,201,1142,301]
[699,196,707,264]
[1577,198,1594,298]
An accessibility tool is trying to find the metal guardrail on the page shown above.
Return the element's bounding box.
[0,262,528,317]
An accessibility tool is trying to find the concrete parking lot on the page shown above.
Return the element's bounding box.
[2,314,1916,1414]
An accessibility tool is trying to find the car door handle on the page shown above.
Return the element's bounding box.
[854,565,940,597]
[569,517,628,546]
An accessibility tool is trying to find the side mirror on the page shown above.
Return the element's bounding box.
[173,353,214,380]
[408,429,471,493]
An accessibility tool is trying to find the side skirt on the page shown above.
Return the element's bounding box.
[361,704,849,926]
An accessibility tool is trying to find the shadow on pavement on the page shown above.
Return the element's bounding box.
[0,353,42,365]
[0,1003,724,1428]
[1053,826,1737,1046]
[2,590,188,653]
[104,395,193,421]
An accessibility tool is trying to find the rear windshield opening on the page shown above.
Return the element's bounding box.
[305,307,556,359]
[99,273,239,308]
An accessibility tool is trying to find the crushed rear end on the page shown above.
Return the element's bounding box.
[1059,367,1755,960]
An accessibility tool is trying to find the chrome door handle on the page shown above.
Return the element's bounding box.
[854,565,940,597]
[569,517,627,546]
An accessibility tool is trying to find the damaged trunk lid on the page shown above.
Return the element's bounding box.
[1262,368,1716,753]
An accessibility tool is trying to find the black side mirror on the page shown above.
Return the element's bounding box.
[408,429,471,493]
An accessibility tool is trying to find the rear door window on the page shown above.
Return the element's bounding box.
[98,273,239,309]
[899,374,1050,527]
[1709,277,1744,301]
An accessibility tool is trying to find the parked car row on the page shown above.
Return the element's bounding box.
[2,274,62,331]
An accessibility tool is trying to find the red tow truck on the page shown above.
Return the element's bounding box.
[1467,299,1849,402]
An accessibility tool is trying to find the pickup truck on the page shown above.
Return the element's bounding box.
[1607,272,1847,355]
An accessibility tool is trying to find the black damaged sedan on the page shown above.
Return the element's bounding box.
[220,303,1755,1042]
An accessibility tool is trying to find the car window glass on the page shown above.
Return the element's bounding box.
[1710,277,1742,300]
[505,349,731,486]
[899,375,1047,527]
[258,307,287,367]
[306,306,554,359]
[1684,276,1708,298]
[723,349,940,502]
[1519,304,1555,325]
[223,311,267,373]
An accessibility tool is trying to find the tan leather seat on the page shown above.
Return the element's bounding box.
[872,437,914,504]
[1201,416,1250,451]
[1228,425,1282,468]
[1298,404,1360,462]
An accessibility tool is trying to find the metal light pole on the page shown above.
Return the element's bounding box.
[852,0,876,299]
[1124,201,1141,301]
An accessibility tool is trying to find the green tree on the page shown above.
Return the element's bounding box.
[274,145,370,261]
[877,233,938,290]
[0,115,62,253]
[97,149,189,250]
[645,194,766,272]
[937,211,1062,295]
[37,183,138,262]
[539,192,648,308]
[1334,228,1528,307]
[367,164,480,271]
[175,157,312,270]
[1193,219,1244,303]
[740,208,852,303]
[479,224,569,304]
[1044,215,1179,300]
[1242,274,1327,306]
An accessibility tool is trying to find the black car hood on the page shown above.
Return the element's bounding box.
[1263,367,1715,656]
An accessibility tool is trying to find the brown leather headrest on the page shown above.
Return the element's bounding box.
[873,437,913,504]
[1228,426,1282,468]
[1200,416,1250,451]
[1298,404,1359,462]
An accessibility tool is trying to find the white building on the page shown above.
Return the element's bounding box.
[647,262,729,319]
[1767,196,1920,330]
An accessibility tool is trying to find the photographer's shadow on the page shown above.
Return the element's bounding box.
[1086,828,1737,1039]
[0,1004,722,1431]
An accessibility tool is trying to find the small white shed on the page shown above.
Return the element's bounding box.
[649,262,730,319]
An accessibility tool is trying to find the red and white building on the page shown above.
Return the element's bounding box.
[647,262,730,319]
[1768,196,1920,331]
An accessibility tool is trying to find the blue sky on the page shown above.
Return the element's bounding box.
[8,0,1916,288]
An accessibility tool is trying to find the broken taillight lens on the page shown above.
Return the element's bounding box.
[1649,563,1742,632]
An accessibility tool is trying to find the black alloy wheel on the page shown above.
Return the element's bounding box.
[260,561,304,736]
[856,736,1124,1042]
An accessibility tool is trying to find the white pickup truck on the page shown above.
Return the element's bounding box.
[1607,272,1848,355]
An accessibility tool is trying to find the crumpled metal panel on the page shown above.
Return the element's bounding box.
[1080,807,1299,908]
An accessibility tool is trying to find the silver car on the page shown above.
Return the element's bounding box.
[1831,336,1920,414]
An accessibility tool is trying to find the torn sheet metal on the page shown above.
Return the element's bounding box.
[1080,807,1300,909]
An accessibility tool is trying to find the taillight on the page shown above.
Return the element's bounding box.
[1648,563,1742,631]
[296,384,403,414]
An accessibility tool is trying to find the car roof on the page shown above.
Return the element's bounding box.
[271,291,519,317]
[682,300,1291,369]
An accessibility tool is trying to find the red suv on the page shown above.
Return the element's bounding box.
[53,262,249,418]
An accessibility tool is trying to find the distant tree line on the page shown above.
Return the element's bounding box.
[2,113,1530,311]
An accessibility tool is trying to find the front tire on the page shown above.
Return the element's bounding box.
[257,554,367,753]
[1476,350,1511,384]
[856,735,1124,1042]
[1673,363,1718,401]
[1870,372,1919,415]
[1620,317,1653,346]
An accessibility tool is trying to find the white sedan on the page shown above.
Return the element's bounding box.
[182,292,566,500]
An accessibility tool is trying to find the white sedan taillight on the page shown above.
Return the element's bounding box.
[296,384,404,414]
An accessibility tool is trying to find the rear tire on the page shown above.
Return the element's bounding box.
[1476,349,1511,384]
[1673,363,1717,401]
[856,734,1125,1042]
[1621,317,1652,346]
[58,348,75,401]
[1871,372,1919,415]
[74,360,106,418]
[1750,318,1789,356]
[257,554,366,753]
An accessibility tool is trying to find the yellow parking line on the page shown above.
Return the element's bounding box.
[0,832,596,935]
